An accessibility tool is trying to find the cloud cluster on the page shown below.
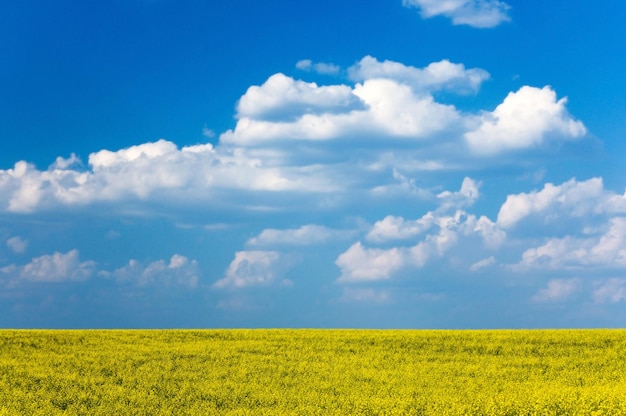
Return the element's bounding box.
[0,56,586,215]
[403,0,511,28]
[336,179,504,283]
[1,250,198,288]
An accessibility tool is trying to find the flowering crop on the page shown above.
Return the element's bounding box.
[1,329,626,414]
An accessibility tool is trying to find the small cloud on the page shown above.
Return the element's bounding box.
[202,126,216,138]
[532,278,581,303]
[247,224,351,247]
[402,0,511,29]
[6,236,28,254]
[213,250,290,289]
[470,256,495,271]
[339,288,390,303]
[296,59,341,75]
[593,278,626,304]
[1,250,95,284]
[104,254,199,288]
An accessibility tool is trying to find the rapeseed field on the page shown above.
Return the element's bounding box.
[1,329,625,415]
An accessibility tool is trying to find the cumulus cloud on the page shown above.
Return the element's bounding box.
[337,207,504,283]
[296,59,341,75]
[403,0,511,28]
[6,236,28,254]
[465,86,586,155]
[348,56,489,94]
[213,250,290,289]
[236,73,363,121]
[515,218,626,270]
[105,254,199,288]
[222,77,460,145]
[497,177,626,228]
[532,278,582,303]
[247,225,351,247]
[1,250,95,284]
[0,139,339,213]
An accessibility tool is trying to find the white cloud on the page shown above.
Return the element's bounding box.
[336,242,405,283]
[497,177,626,228]
[236,73,361,121]
[338,208,504,282]
[366,214,435,243]
[1,250,95,283]
[213,250,289,289]
[348,56,489,94]
[532,278,581,303]
[222,77,460,145]
[403,0,511,28]
[0,139,340,213]
[593,279,626,304]
[295,59,341,75]
[436,177,480,210]
[6,236,28,254]
[465,86,586,155]
[515,218,626,270]
[470,256,495,271]
[106,254,199,288]
[247,225,351,247]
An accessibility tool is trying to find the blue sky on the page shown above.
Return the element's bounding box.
[2,0,626,328]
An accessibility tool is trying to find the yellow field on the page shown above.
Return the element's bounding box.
[1,330,625,415]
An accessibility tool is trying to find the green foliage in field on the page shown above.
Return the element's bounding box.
[1,330,626,415]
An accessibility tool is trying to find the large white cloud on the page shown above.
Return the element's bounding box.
[221,77,461,145]
[403,0,511,28]
[0,140,339,213]
[465,86,586,155]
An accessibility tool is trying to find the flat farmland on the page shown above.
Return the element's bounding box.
[1,329,626,415]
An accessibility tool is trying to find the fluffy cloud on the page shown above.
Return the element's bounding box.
[532,278,581,303]
[337,208,504,283]
[465,86,586,155]
[105,254,199,288]
[469,256,495,271]
[213,250,289,289]
[515,218,626,270]
[0,140,339,213]
[236,73,362,121]
[247,225,352,247]
[402,0,511,28]
[497,177,626,228]
[1,250,95,283]
[222,77,460,145]
[348,56,489,94]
